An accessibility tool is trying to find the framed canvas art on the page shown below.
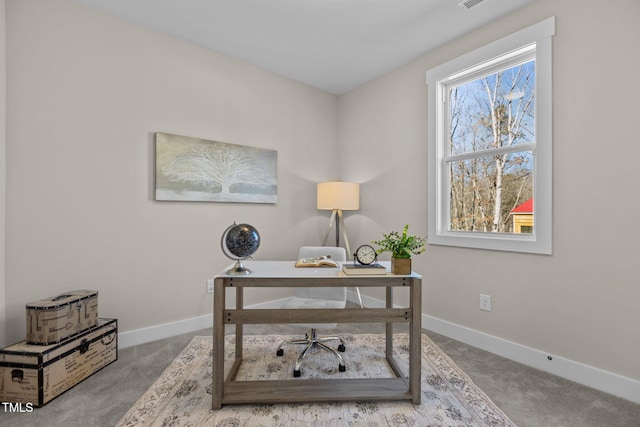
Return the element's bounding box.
[155,132,277,203]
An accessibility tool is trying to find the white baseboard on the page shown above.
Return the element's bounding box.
[118,314,214,349]
[118,292,640,404]
[350,290,640,404]
[117,297,290,349]
[423,314,640,404]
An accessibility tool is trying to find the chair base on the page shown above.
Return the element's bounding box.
[276,328,346,377]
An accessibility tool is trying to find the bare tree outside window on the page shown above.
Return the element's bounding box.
[447,59,535,233]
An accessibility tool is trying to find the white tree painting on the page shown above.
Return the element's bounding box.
[155,132,277,203]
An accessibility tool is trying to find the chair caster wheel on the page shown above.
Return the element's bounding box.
[293,369,301,377]
[276,349,284,356]
[338,344,346,352]
[339,364,346,372]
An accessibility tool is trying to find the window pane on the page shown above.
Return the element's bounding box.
[428,17,554,253]
[448,151,534,233]
[449,60,535,156]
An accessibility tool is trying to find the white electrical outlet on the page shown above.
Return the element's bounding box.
[480,294,491,311]
[207,279,214,294]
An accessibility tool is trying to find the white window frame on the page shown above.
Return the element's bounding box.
[427,17,555,254]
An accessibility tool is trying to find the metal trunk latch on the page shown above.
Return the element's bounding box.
[79,339,90,354]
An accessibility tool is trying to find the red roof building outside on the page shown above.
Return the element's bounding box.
[510,198,534,233]
[511,198,533,214]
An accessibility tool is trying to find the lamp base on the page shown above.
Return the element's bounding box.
[322,209,352,259]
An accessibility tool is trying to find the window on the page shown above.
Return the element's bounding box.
[427,17,555,254]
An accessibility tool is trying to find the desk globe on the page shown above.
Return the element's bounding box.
[221,222,260,274]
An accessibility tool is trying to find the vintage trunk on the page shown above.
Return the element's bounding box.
[26,290,98,345]
[0,318,117,407]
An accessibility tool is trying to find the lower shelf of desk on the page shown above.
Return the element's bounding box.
[221,377,413,405]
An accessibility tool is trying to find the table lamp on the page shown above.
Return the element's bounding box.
[317,181,359,258]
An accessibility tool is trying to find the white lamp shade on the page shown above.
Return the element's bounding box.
[317,182,360,211]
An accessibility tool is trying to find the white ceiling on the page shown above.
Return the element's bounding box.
[74,0,536,94]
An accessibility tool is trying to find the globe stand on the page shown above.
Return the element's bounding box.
[226,259,251,275]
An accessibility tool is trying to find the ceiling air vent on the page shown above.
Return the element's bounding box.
[458,0,486,10]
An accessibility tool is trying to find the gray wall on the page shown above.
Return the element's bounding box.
[338,0,640,381]
[4,0,339,344]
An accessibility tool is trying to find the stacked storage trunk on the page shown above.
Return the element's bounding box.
[25,290,99,345]
[0,290,118,407]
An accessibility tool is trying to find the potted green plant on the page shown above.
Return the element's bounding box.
[372,224,427,275]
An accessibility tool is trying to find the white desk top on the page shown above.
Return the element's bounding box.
[214,260,421,279]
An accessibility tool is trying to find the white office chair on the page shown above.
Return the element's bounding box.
[276,246,347,377]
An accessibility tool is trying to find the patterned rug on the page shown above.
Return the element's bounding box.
[116,334,516,426]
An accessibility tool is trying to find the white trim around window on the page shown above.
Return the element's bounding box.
[426,17,555,254]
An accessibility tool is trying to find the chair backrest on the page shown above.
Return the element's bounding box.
[298,246,347,262]
[295,246,347,302]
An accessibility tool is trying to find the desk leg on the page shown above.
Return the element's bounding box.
[409,278,422,404]
[385,286,393,358]
[235,286,243,360]
[212,279,225,410]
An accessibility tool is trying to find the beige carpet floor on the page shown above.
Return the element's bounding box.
[116,333,515,426]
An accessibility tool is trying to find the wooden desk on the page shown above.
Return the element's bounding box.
[212,260,422,409]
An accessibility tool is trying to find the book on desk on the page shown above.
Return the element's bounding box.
[342,263,388,275]
[294,255,338,268]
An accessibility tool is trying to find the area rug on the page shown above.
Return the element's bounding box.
[116,334,516,427]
